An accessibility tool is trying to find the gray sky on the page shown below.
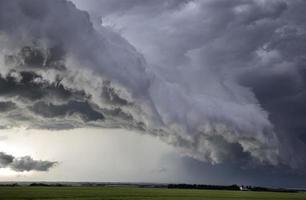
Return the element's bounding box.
[0,0,305,187]
[0,128,182,183]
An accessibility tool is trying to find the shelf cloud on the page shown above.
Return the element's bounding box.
[0,0,306,173]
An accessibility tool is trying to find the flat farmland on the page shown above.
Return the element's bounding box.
[0,186,305,200]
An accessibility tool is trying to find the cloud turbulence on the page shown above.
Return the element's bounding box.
[0,0,305,175]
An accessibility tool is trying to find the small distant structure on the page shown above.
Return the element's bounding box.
[240,185,249,191]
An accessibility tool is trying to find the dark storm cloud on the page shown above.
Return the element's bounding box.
[0,152,56,172]
[1,0,306,173]
[72,0,306,171]
[0,152,14,167]
[10,156,57,172]
[0,101,16,112]
[31,101,104,122]
[73,0,191,17]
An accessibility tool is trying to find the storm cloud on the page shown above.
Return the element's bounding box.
[73,0,306,170]
[0,152,56,172]
[0,0,306,173]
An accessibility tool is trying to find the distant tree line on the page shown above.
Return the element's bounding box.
[167,184,299,193]
[29,183,66,187]
[168,184,240,190]
[0,183,20,187]
[248,186,298,193]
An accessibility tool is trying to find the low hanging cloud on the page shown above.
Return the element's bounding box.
[0,152,56,172]
[0,0,305,170]
[73,0,306,170]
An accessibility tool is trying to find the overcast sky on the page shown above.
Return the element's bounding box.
[0,0,305,188]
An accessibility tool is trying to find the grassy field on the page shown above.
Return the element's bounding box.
[0,186,305,200]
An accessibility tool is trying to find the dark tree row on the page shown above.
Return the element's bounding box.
[168,184,240,190]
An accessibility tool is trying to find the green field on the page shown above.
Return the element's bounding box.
[0,186,305,200]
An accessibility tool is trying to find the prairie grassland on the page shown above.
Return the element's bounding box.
[0,186,305,200]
